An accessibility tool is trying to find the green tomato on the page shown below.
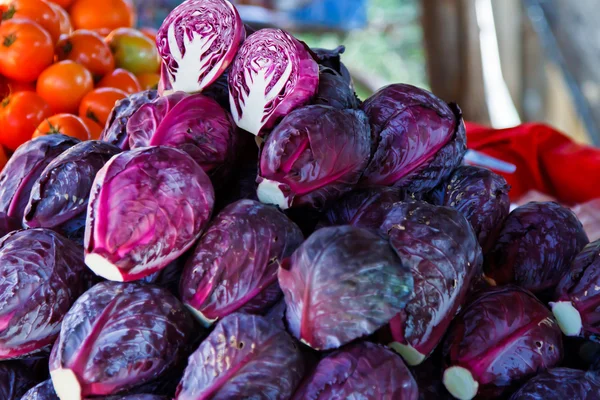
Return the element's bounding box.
[107,28,160,75]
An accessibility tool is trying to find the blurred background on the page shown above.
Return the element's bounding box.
[134,0,598,146]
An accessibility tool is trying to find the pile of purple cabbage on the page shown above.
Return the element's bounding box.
[0,0,598,399]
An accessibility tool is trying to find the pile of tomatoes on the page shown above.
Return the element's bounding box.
[0,0,160,166]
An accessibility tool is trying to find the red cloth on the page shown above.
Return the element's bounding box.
[466,122,600,204]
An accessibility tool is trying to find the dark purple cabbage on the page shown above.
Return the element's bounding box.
[203,69,230,110]
[0,212,18,238]
[0,362,38,400]
[84,146,215,282]
[430,165,510,252]
[257,105,371,210]
[411,351,454,400]
[319,186,406,230]
[100,90,160,150]
[214,160,258,211]
[313,67,359,110]
[141,257,185,297]
[264,299,287,331]
[180,200,304,326]
[360,84,466,193]
[103,395,168,400]
[442,286,563,399]
[278,225,414,350]
[509,368,600,400]
[551,239,600,338]
[485,202,589,296]
[23,141,120,230]
[292,341,418,400]
[310,45,353,87]
[49,281,196,399]
[0,135,79,222]
[0,229,92,360]
[284,207,323,238]
[20,380,58,400]
[175,313,304,400]
[56,213,86,246]
[380,201,483,366]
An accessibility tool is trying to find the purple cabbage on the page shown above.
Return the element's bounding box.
[257,105,371,210]
[180,199,304,326]
[0,135,79,222]
[292,341,419,400]
[278,225,414,350]
[202,68,230,110]
[442,286,563,399]
[0,362,38,400]
[127,92,237,185]
[509,368,600,400]
[411,351,454,400]
[313,67,360,110]
[100,90,160,150]
[310,45,353,87]
[156,0,244,95]
[380,201,483,366]
[23,141,120,230]
[20,380,58,400]
[228,28,319,136]
[360,84,467,193]
[485,201,589,296]
[0,229,92,360]
[49,281,196,399]
[84,146,215,282]
[0,212,19,238]
[175,313,304,400]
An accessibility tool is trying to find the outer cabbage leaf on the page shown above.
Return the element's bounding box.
[0,362,38,400]
[175,313,304,400]
[430,165,510,252]
[21,380,59,400]
[156,0,244,94]
[0,212,18,238]
[509,368,600,400]
[257,105,371,210]
[24,141,120,229]
[360,84,466,193]
[292,341,418,400]
[279,225,414,350]
[410,351,454,400]
[313,67,359,110]
[84,146,215,282]
[380,201,483,366]
[180,199,303,326]
[310,45,353,87]
[442,286,563,400]
[0,229,92,360]
[228,28,319,136]
[100,90,160,150]
[0,135,79,221]
[214,159,258,212]
[49,281,196,399]
[264,299,287,331]
[203,69,230,110]
[127,92,237,185]
[485,201,589,296]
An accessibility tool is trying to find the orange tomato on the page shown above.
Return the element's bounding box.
[106,27,160,75]
[47,1,72,36]
[0,146,8,172]
[139,27,157,42]
[78,87,127,126]
[81,116,103,140]
[97,68,140,94]
[47,0,74,8]
[33,113,91,140]
[0,19,54,82]
[0,91,52,150]
[36,60,94,113]
[0,77,35,96]
[92,28,112,38]
[136,72,159,91]
[1,0,62,43]
[56,30,114,79]
[69,0,135,31]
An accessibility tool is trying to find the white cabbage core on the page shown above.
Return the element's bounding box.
[257,179,290,210]
[550,301,583,336]
[388,342,426,366]
[85,253,124,282]
[185,304,217,328]
[443,366,479,400]
[51,368,82,400]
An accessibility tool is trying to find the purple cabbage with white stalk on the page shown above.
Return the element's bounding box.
[156,0,245,95]
[228,28,319,136]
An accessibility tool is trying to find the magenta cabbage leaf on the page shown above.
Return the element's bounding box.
[0,135,79,221]
[175,313,305,400]
[0,362,38,400]
[360,84,466,193]
[228,28,319,136]
[509,368,600,400]
[100,90,159,150]
[180,199,304,326]
[380,201,483,366]
[279,225,413,350]
[127,92,237,185]
[292,341,419,400]
[156,0,244,94]
[84,146,215,282]
[485,201,589,296]
[257,105,371,210]
[442,286,563,399]
[49,281,195,399]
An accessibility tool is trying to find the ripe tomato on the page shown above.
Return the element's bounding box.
[47,0,74,8]
[33,113,91,141]
[136,72,159,91]
[91,28,112,38]
[36,60,94,114]
[81,116,103,140]
[0,91,52,150]
[47,1,72,36]
[97,68,140,94]
[56,30,114,79]
[1,0,62,43]
[78,87,127,126]
[0,76,35,97]
[106,28,160,75]
[0,146,8,172]
[70,0,135,31]
[0,19,54,82]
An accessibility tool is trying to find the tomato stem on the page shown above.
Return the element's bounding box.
[1,6,16,21]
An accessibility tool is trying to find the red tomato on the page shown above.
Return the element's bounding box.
[106,27,160,75]
[69,0,135,31]
[136,72,159,91]
[56,30,114,79]
[36,60,94,114]
[78,87,127,126]
[1,0,62,43]
[81,116,103,140]
[0,146,8,172]
[97,68,140,94]
[47,1,72,36]
[0,91,52,150]
[33,113,91,141]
